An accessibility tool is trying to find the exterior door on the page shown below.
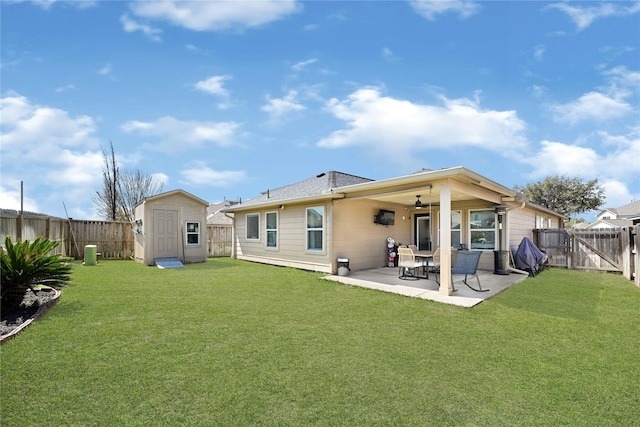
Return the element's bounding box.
[415,214,431,251]
[154,209,178,258]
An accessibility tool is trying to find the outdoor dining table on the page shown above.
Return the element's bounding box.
[413,251,434,279]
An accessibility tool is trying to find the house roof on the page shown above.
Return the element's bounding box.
[224,171,373,210]
[587,218,632,229]
[597,200,640,218]
[138,189,209,207]
[222,166,566,219]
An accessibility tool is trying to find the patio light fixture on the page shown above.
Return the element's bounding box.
[415,195,423,209]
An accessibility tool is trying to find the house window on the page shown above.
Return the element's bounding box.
[186,222,200,245]
[266,211,278,248]
[246,213,259,240]
[306,207,324,251]
[470,210,496,250]
[438,210,461,249]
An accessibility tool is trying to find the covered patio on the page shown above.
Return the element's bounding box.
[323,267,529,307]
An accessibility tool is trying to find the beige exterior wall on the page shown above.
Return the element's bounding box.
[231,197,564,274]
[134,193,208,266]
[332,199,411,272]
[233,202,334,273]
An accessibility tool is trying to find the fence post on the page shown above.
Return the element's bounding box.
[634,225,639,288]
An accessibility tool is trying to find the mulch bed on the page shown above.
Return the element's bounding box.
[1,289,60,343]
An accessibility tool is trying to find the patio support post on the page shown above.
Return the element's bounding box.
[439,181,452,295]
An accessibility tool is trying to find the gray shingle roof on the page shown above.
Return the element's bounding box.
[232,171,373,208]
[611,200,640,217]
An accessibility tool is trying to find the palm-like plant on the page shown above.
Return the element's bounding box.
[1,236,72,309]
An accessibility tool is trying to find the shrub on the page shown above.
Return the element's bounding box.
[0,236,72,309]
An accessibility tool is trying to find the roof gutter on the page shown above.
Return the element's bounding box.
[222,192,346,213]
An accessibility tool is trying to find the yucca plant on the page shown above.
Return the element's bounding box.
[1,236,72,309]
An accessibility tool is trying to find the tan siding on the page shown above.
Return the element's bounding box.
[234,204,332,272]
[136,192,208,265]
[332,199,411,272]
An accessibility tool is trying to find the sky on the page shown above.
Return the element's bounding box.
[1,0,639,222]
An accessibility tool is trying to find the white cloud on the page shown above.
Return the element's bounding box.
[292,58,318,72]
[1,94,98,149]
[180,165,246,186]
[129,0,301,32]
[7,0,96,9]
[194,75,231,97]
[526,128,640,209]
[261,90,306,123]
[0,182,39,213]
[121,116,241,151]
[549,91,632,124]
[410,0,481,21]
[120,14,162,42]
[548,2,640,31]
[317,87,528,158]
[533,44,545,61]
[0,94,103,216]
[382,47,401,63]
[525,140,599,178]
[98,63,115,79]
[55,84,76,93]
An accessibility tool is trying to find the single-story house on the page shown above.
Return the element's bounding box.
[222,166,565,296]
[133,189,208,266]
[588,200,640,228]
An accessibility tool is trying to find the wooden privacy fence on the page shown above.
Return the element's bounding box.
[534,226,639,286]
[1,214,232,260]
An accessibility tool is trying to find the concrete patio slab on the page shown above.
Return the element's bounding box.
[323,267,529,307]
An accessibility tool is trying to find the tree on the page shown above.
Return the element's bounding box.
[93,141,119,221]
[118,168,165,222]
[93,141,165,221]
[515,175,605,217]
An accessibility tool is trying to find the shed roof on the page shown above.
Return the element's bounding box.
[138,189,209,207]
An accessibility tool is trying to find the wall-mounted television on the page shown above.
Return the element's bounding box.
[374,209,395,226]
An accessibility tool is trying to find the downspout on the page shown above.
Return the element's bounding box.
[224,212,236,258]
[502,194,528,274]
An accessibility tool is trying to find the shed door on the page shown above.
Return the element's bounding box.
[154,209,178,258]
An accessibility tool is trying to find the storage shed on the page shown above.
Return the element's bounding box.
[133,189,208,266]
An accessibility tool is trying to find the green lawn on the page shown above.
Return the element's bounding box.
[2,259,639,426]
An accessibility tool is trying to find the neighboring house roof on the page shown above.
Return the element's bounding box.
[0,208,65,220]
[592,200,640,227]
[224,171,373,210]
[207,200,240,225]
[596,200,640,219]
[137,189,209,207]
[587,218,632,229]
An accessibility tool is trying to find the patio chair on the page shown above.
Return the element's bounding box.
[428,247,441,284]
[397,247,423,280]
[450,250,488,292]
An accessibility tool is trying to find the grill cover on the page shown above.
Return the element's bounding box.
[514,237,548,271]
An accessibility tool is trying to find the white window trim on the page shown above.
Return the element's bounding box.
[265,211,278,249]
[438,210,462,249]
[306,206,325,252]
[469,209,496,250]
[246,213,260,240]
[185,221,201,246]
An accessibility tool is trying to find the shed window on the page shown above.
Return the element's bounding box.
[246,213,259,240]
[266,211,278,248]
[186,222,200,245]
[470,210,496,250]
[306,207,324,251]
